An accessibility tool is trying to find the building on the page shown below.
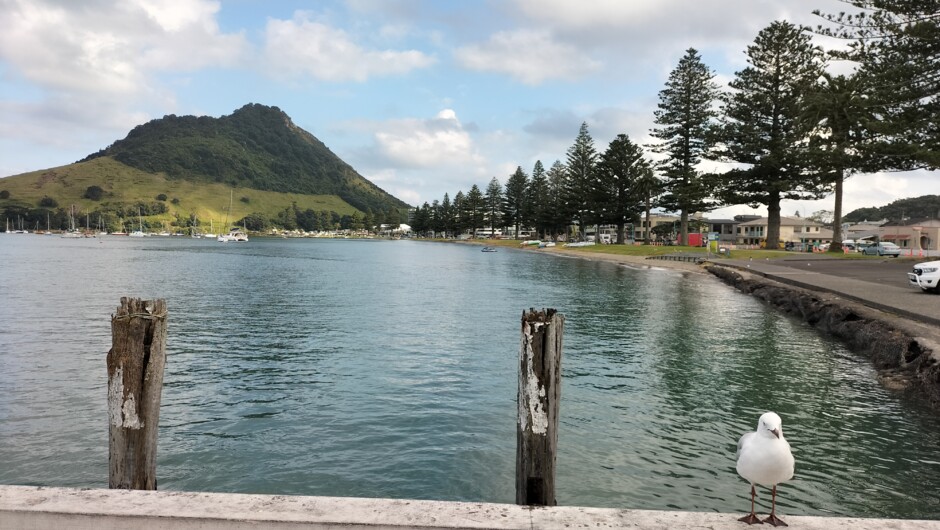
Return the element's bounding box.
[875,218,940,252]
[735,216,830,247]
[705,215,758,244]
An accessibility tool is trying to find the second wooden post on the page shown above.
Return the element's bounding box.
[107,297,168,490]
[516,308,564,506]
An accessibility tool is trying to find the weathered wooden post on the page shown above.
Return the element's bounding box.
[107,297,168,490]
[516,308,564,506]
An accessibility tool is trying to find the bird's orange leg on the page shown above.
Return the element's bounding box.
[762,485,787,527]
[738,485,762,525]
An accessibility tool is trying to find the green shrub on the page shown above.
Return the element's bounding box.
[84,185,105,201]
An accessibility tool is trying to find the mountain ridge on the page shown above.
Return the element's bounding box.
[80,103,408,213]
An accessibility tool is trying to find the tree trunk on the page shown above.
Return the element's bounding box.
[680,210,689,245]
[766,194,781,249]
[829,170,844,253]
[617,221,626,245]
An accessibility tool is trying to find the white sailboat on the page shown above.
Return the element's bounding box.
[129,209,146,237]
[203,218,217,239]
[96,216,108,237]
[217,190,246,242]
[61,205,83,238]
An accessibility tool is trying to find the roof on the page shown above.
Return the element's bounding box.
[737,216,823,227]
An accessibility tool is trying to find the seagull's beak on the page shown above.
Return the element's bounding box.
[770,428,781,439]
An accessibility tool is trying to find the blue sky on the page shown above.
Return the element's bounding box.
[1,0,935,220]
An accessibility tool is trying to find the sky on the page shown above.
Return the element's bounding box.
[1,0,936,220]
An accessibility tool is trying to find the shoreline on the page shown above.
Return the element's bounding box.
[460,239,710,275]
[453,238,940,408]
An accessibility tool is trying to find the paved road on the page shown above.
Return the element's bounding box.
[746,256,923,290]
[713,255,940,328]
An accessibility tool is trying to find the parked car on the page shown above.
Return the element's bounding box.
[908,260,940,293]
[862,242,901,257]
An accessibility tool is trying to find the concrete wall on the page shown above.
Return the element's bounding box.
[1,485,936,530]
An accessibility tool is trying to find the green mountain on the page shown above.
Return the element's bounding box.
[0,104,409,233]
[844,195,940,224]
[81,103,408,213]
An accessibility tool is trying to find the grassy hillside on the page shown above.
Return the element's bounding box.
[0,157,359,232]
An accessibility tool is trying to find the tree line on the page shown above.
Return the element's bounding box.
[0,187,407,234]
[413,2,939,250]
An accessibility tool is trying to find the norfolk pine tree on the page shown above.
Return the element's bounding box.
[440,193,454,237]
[485,177,504,236]
[565,122,599,240]
[526,160,551,239]
[504,166,529,239]
[650,48,720,245]
[546,160,570,239]
[716,20,827,249]
[814,1,940,169]
[802,72,873,252]
[453,191,466,233]
[595,134,651,244]
[465,184,486,234]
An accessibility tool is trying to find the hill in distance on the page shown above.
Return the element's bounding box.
[0,103,409,232]
[844,195,940,224]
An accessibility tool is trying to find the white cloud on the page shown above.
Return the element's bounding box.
[454,29,600,85]
[0,0,247,95]
[371,109,484,169]
[510,0,820,44]
[263,11,435,82]
[331,109,494,205]
[129,0,218,32]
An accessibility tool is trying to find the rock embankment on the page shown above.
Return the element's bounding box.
[707,264,940,409]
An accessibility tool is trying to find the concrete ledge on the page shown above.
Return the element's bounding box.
[1,486,936,529]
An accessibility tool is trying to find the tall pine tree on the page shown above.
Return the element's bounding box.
[485,177,504,235]
[504,166,529,239]
[526,160,551,239]
[802,72,874,251]
[546,160,570,239]
[650,48,720,245]
[565,122,598,240]
[440,193,454,237]
[716,20,826,249]
[465,185,485,234]
[595,134,650,244]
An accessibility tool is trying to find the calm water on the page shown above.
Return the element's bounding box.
[0,235,938,519]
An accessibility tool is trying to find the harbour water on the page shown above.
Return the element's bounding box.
[0,236,938,519]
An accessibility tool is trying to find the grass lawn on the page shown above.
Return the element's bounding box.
[466,238,897,262]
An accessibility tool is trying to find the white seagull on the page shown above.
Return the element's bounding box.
[736,412,795,527]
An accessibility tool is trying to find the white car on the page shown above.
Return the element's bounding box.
[908,260,940,293]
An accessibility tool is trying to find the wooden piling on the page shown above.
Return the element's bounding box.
[107,297,168,490]
[516,308,564,506]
